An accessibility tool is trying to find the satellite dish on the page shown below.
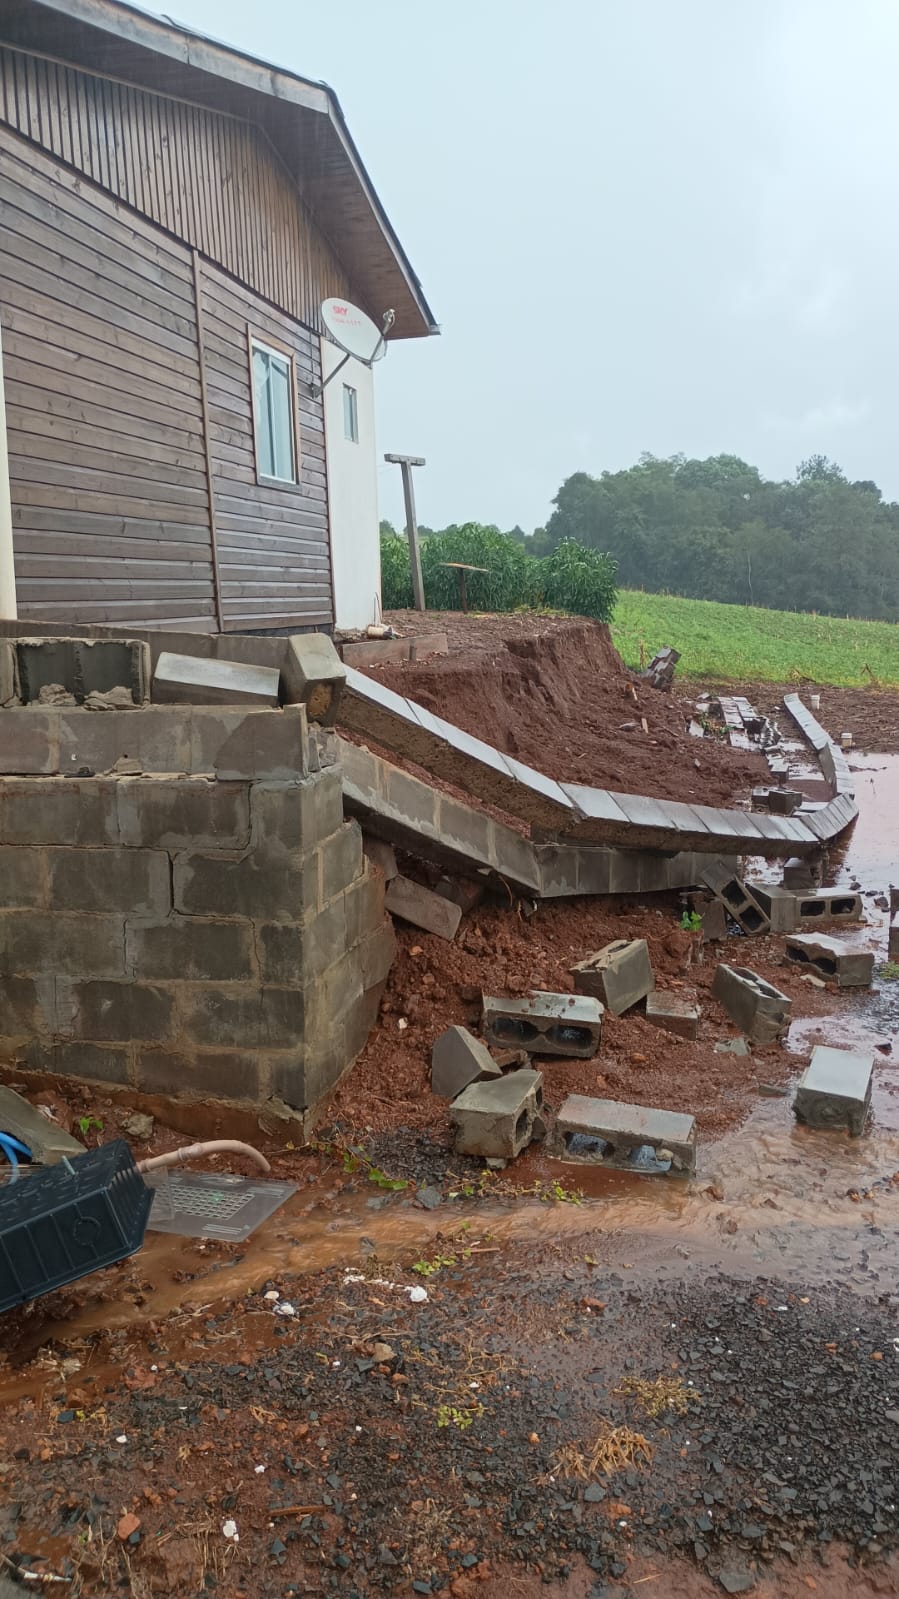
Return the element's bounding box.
[321,299,393,365]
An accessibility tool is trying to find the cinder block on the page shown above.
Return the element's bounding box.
[127,917,256,981]
[434,875,485,914]
[362,835,399,880]
[0,709,58,775]
[701,861,770,936]
[282,634,346,725]
[69,979,175,1042]
[0,911,126,978]
[548,1093,696,1175]
[342,638,411,667]
[482,991,602,1058]
[318,821,365,904]
[21,1039,130,1086]
[0,1085,85,1163]
[179,985,305,1048]
[189,706,308,781]
[410,632,449,661]
[431,1025,501,1098]
[154,651,280,708]
[891,885,899,916]
[250,771,344,856]
[48,846,171,915]
[749,885,802,933]
[116,778,250,851]
[0,846,46,907]
[0,778,120,846]
[795,889,864,925]
[687,892,727,943]
[136,1046,264,1103]
[644,990,700,1040]
[793,1045,874,1136]
[783,857,821,890]
[752,787,803,816]
[358,921,397,989]
[386,874,462,941]
[15,637,148,704]
[784,933,874,989]
[711,962,792,1044]
[570,938,653,1016]
[173,851,312,923]
[450,1067,543,1158]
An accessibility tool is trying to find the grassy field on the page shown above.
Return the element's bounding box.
[611,591,899,686]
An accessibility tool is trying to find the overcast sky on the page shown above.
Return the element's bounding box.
[172,0,899,530]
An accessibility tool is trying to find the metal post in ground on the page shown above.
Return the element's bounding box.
[384,453,426,612]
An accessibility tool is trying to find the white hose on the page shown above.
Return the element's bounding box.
[137,1140,271,1175]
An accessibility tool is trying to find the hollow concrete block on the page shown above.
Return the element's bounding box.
[793,1045,874,1136]
[570,938,653,1016]
[482,991,602,1058]
[450,1067,543,1158]
[700,861,770,936]
[784,933,874,989]
[548,1093,696,1175]
[783,856,821,890]
[283,634,346,725]
[386,875,462,941]
[688,892,728,943]
[644,990,700,1040]
[711,963,792,1044]
[431,1025,501,1099]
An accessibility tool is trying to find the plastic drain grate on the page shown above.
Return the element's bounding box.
[146,1170,297,1242]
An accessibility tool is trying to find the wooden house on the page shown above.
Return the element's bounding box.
[0,0,436,633]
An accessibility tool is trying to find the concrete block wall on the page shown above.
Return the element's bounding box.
[0,703,392,1124]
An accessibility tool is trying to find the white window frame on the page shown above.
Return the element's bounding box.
[343,382,359,444]
[248,331,300,487]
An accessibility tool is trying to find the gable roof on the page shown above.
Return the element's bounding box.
[1,0,438,339]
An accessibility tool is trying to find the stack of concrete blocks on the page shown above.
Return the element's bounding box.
[784,934,874,989]
[482,992,603,1058]
[793,1046,874,1136]
[450,1068,544,1159]
[750,885,863,934]
[711,963,792,1044]
[0,651,392,1133]
[549,1094,696,1175]
[570,939,654,1016]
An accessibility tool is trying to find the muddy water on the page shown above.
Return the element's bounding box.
[5,756,899,1381]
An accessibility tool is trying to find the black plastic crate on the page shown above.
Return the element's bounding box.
[0,1141,152,1313]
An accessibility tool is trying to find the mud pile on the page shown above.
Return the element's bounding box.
[375,612,766,805]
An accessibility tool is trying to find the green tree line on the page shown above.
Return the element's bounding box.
[541,453,899,621]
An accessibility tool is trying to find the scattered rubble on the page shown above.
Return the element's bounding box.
[711,964,792,1044]
[549,1093,697,1174]
[785,932,875,988]
[450,1068,543,1158]
[482,991,603,1057]
[430,1025,500,1098]
[571,937,654,1015]
[386,875,463,940]
[644,990,700,1040]
[701,861,770,936]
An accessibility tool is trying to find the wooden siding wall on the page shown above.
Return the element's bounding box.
[0,125,218,627]
[0,43,353,334]
[200,261,333,629]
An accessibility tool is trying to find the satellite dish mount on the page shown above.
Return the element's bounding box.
[311,300,395,396]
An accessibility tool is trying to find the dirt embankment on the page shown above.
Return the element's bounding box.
[373,612,767,805]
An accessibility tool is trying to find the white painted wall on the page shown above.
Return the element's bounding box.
[321,340,380,631]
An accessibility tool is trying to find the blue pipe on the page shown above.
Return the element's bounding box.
[0,1133,31,1183]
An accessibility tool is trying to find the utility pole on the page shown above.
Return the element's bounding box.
[384,453,426,612]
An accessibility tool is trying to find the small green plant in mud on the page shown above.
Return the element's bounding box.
[436,1402,484,1432]
[412,1224,484,1277]
[312,1138,409,1193]
[447,1170,583,1205]
[680,909,703,933]
[412,1253,461,1278]
[876,962,899,981]
[78,1115,104,1136]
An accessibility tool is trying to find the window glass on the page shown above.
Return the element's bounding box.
[252,342,296,482]
[343,383,359,444]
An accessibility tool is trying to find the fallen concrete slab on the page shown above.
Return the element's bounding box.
[793,1045,874,1136]
[482,992,603,1058]
[711,963,792,1044]
[386,875,462,940]
[644,990,700,1040]
[362,836,399,880]
[153,652,280,708]
[784,933,875,989]
[549,1094,696,1175]
[570,938,653,1016]
[450,1068,543,1158]
[431,1026,501,1098]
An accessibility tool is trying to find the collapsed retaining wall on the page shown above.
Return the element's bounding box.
[0,702,393,1125]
